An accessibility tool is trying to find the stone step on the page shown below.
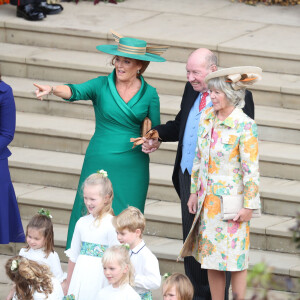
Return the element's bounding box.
[13,112,93,156]
[1,1,299,296]
[0,252,158,300]
[153,141,300,181]
[242,288,300,300]
[4,75,300,145]
[0,253,160,300]
[0,255,296,300]
[8,146,179,202]
[11,219,186,275]
[145,201,300,256]
[0,283,12,300]
[0,42,186,97]
[0,249,298,298]
[0,2,300,77]
[13,182,299,255]
[1,44,300,109]
[0,281,296,300]
[1,227,299,293]
[13,168,300,228]
[256,106,300,145]
[13,181,178,228]
[12,109,300,154]
[4,75,179,122]
[11,113,300,181]
[8,147,300,215]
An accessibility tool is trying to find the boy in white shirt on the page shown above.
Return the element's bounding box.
[113,206,161,300]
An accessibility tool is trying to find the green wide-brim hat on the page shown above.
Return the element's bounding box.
[96,31,167,62]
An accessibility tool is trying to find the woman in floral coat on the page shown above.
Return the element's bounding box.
[179,66,262,300]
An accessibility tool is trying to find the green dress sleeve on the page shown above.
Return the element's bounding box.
[148,88,160,127]
[64,77,105,103]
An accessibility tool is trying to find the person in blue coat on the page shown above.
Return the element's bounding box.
[0,75,25,244]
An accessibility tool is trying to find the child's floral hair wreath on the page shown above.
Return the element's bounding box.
[163,272,172,279]
[121,244,130,251]
[38,208,52,219]
[97,169,108,178]
[11,259,19,272]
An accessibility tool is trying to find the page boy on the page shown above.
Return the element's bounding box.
[113,206,161,300]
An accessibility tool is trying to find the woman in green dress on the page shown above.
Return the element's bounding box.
[34,32,167,249]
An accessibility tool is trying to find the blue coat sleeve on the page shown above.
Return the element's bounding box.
[0,83,16,155]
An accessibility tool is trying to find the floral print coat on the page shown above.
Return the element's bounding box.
[179,107,260,271]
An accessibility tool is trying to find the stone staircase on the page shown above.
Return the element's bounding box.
[1,2,300,298]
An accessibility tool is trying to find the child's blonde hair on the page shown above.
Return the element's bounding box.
[112,206,145,236]
[82,172,114,223]
[26,213,54,257]
[5,256,53,300]
[163,273,194,300]
[102,245,135,287]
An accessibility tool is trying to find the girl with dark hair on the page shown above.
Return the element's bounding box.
[7,210,66,299]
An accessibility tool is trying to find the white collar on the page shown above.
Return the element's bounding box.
[130,240,146,255]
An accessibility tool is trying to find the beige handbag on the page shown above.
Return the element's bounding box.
[141,117,152,136]
[221,195,261,220]
[130,117,160,148]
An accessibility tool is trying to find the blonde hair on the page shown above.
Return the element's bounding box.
[82,172,114,223]
[112,206,145,236]
[5,256,53,300]
[163,273,194,300]
[102,245,135,287]
[25,214,54,258]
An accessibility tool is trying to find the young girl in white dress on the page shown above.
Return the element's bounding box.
[98,245,141,300]
[7,209,66,300]
[5,256,64,300]
[162,273,194,300]
[65,170,119,299]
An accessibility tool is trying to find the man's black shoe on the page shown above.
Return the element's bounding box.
[17,4,45,21]
[37,2,63,15]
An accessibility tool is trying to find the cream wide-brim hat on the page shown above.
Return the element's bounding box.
[205,66,262,90]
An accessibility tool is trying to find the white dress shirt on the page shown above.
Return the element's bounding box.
[130,240,161,295]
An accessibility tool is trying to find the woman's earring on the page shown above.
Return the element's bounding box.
[137,70,140,75]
